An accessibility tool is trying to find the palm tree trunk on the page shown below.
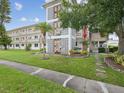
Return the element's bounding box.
[42,35,46,59]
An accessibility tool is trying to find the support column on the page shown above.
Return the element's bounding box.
[98,41,100,48]
[68,28,72,54]
[46,32,49,53]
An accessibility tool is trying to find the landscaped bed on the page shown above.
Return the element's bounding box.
[0,65,76,93]
[104,56,124,73]
[0,50,124,87]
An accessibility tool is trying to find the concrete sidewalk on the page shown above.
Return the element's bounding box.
[0,60,124,93]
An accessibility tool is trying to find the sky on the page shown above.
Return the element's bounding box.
[6,0,46,31]
[5,0,83,31]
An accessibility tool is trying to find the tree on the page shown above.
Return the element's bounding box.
[0,25,12,50]
[0,0,11,50]
[59,0,124,54]
[59,0,89,50]
[86,0,124,55]
[59,0,85,31]
[36,22,52,59]
[0,0,11,25]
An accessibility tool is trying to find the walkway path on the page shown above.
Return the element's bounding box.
[95,54,107,78]
[0,60,124,93]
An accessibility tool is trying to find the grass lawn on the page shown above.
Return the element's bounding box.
[0,50,124,87]
[0,65,76,93]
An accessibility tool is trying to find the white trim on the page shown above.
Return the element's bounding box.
[63,75,74,87]
[46,3,61,9]
[45,2,60,22]
[47,35,69,39]
[46,8,48,21]
[68,28,72,51]
[47,18,59,23]
[47,35,75,40]
[97,82,109,93]
[30,68,42,75]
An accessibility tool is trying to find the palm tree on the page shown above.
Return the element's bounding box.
[36,22,52,59]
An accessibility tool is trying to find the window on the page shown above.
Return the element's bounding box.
[10,44,12,47]
[16,38,19,40]
[53,4,61,19]
[54,22,58,29]
[16,44,19,47]
[34,36,38,39]
[53,21,61,29]
[54,13,58,18]
[21,44,24,46]
[76,42,78,46]
[34,44,38,47]
[22,37,25,40]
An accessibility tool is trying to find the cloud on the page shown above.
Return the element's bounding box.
[19,17,40,23]
[41,5,44,9]
[15,2,23,11]
[20,17,27,22]
[33,17,40,23]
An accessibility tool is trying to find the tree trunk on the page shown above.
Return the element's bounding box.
[116,23,124,55]
[43,43,45,58]
[118,36,124,55]
[83,41,88,50]
[4,45,7,50]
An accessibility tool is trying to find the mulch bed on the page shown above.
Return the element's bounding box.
[104,57,124,73]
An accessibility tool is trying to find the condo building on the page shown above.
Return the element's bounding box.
[7,24,43,50]
[44,0,77,54]
[44,0,106,54]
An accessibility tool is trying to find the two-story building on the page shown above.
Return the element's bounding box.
[7,24,43,50]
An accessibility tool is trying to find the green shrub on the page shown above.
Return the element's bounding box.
[109,46,118,53]
[98,48,106,53]
[121,55,124,66]
[69,49,75,55]
[69,49,88,56]
[69,48,82,55]
[81,50,88,55]
[73,47,81,53]
[40,48,46,52]
[25,44,32,51]
[113,51,124,65]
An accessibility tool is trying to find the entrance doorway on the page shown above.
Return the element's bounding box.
[53,39,61,54]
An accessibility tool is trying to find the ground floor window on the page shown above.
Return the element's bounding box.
[21,44,24,46]
[16,44,19,47]
[10,44,12,47]
[76,42,78,46]
[34,44,38,47]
